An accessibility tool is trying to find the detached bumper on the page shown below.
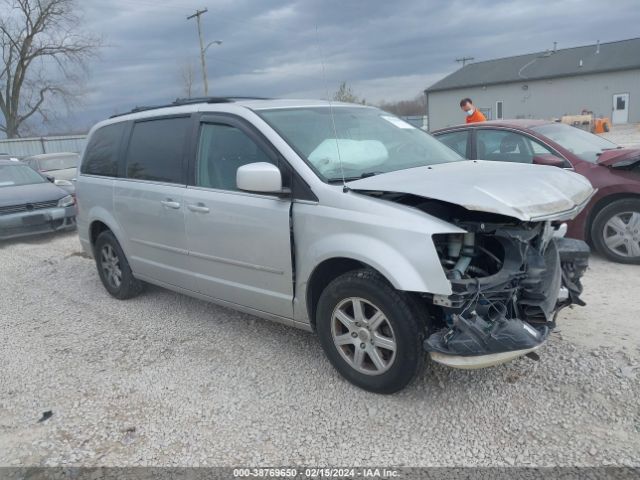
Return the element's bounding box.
[0,206,76,240]
[424,236,590,368]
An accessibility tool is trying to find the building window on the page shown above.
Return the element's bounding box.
[496,101,503,120]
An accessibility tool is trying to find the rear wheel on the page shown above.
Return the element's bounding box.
[94,231,144,299]
[316,269,426,394]
[591,198,640,264]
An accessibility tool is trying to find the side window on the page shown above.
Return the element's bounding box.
[530,139,554,155]
[476,129,534,163]
[195,123,277,191]
[436,131,469,158]
[528,136,570,167]
[81,123,126,177]
[125,117,190,183]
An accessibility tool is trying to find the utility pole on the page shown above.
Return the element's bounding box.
[455,56,474,67]
[187,8,222,96]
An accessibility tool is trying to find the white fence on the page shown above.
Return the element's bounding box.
[0,135,87,157]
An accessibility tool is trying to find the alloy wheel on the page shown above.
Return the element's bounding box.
[330,297,397,375]
[603,211,640,258]
[100,244,122,289]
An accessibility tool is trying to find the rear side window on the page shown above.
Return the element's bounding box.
[81,123,126,176]
[125,117,190,184]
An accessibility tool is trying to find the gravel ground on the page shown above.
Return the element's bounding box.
[0,231,638,467]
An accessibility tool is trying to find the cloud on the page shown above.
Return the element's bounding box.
[28,0,640,129]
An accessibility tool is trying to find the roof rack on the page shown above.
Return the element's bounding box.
[109,96,271,119]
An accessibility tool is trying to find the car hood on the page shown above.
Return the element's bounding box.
[44,167,77,181]
[347,160,595,221]
[596,148,640,168]
[0,182,68,208]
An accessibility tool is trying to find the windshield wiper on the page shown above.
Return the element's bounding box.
[327,171,383,183]
[597,147,624,156]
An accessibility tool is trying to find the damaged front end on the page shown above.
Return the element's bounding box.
[424,217,589,369]
[346,161,595,369]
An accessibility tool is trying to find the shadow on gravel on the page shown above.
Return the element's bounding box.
[0,229,78,249]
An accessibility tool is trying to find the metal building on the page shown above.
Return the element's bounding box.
[425,37,640,131]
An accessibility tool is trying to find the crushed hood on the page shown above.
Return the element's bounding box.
[347,160,595,221]
[596,148,640,168]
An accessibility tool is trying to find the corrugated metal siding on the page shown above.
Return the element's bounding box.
[0,135,87,157]
[427,69,640,131]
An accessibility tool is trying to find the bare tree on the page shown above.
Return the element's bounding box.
[0,0,100,137]
[333,81,365,104]
[180,62,195,99]
[378,93,427,116]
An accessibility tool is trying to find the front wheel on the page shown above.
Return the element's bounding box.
[591,198,640,264]
[316,269,426,394]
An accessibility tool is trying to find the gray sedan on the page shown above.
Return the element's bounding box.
[0,160,76,240]
[22,152,78,194]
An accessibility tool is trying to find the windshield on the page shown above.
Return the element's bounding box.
[38,155,78,171]
[257,106,461,181]
[531,123,619,163]
[0,164,47,187]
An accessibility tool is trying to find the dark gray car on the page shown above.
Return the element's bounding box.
[0,160,76,240]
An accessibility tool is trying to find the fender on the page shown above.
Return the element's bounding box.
[302,232,453,295]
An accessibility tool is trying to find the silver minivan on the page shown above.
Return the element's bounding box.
[77,98,594,393]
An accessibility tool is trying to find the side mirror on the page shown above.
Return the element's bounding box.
[532,154,566,168]
[236,162,286,194]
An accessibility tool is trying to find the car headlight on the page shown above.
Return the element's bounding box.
[57,194,75,207]
[54,179,73,186]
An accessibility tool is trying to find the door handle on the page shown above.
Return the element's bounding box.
[160,199,181,209]
[187,203,210,213]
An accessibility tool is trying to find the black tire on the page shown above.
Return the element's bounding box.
[316,269,426,394]
[94,230,144,299]
[591,198,640,264]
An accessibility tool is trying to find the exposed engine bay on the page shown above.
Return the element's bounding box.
[369,193,590,368]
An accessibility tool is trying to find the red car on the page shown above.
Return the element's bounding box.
[433,120,640,264]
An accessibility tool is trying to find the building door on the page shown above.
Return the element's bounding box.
[612,93,629,124]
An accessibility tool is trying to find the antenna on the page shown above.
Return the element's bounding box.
[314,25,347,192]
[455,56,474,67]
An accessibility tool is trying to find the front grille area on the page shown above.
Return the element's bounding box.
[0,200,59,216]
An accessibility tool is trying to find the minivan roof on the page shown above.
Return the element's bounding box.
[109,97,368,119]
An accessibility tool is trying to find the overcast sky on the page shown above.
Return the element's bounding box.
[44,0,640,130]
